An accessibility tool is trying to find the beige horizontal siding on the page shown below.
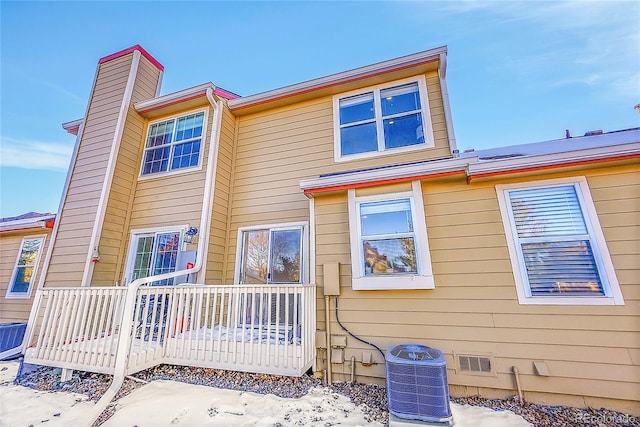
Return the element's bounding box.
[45,54,136,288]
[206,105,236,284]
[313,165,639,409]
[120,106,214,280]
[93,55,160,286]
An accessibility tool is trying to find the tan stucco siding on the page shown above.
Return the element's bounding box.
[206,105,235,284]
[0,230,52,323]
[92,57,161,286]
[313,164,639,411]
[45,55,134,288]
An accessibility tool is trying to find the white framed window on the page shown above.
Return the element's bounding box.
[6,236,45,298]
[140,109,207,178]
[124,225,188,285]
[235,222,309,285]
[333,76,434,162]
[496,177,624,305]
[347,181,434,290]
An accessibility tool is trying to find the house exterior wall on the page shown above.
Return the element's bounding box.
[0,229,52,322]
[31,45,637,415]
[224,70,450,282]
[44,50,161,288]
[312,163,639,414]
[92,56,162,286]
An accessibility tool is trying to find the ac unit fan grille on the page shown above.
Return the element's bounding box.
[386,344,452,423]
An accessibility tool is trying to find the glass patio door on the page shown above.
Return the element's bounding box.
[240,227,303,285]
[128,230,182,286]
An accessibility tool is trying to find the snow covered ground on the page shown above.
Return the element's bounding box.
[0,360,532,426]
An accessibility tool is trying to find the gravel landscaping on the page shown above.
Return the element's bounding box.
[13,363,638,426]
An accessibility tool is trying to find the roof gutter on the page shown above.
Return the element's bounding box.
[300,156,473,195]
[301,139,640,194]
[134,83,238,114]
[467,141,640,181]
[228,45,447,112]
[0,215,56,233]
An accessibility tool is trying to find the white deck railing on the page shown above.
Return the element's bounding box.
[24,287,127,374]
[23,283,316,377]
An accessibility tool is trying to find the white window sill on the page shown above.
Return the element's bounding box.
[352,274,435,290]
[5,293,30,299]
[517,295,625,305]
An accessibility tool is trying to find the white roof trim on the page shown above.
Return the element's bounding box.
[300,156,472,192]
[0,215,55,232]
[467,141,640,176]
[229,46,447,110]
[62,118,84,131]
[301,134,639,192]
[134,82,215,112]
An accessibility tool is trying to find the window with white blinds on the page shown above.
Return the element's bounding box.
[506,185,604,296]
[497,177,624,305]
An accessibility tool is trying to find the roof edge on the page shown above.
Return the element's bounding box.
[62,118,84,135]
[134,83,239,114]
[99,44,164,71]
[301,139,640,194]
[229,45,447,111]
[0,214,56,233]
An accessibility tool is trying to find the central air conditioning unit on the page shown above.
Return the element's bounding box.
[386,344,452,423]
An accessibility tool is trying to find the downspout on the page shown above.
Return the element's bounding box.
[195,87,222,283]
[438,52,458,156]
[86,89,221,425]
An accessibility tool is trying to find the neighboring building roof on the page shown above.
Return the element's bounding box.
[0,212,55,232]
[301,128,640,194]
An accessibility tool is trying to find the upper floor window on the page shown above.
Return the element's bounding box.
[333,76,434,162]
[347,181,434,290]
[496,177,624,305]
[141,110,206,177]
[6,236,45,298]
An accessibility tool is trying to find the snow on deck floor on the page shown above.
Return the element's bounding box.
[0,360,532,426]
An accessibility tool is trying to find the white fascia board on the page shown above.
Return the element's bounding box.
[300,156,472,192]
[229,46,447,110]
[61,118,84,132]
[134,82,215,112]
[467,142,640,176]
[0,215,55,232]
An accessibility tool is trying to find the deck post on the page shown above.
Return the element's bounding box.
[60,368,73,382]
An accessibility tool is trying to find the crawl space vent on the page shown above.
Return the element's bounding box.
[385,344,452,423]
[458,355,492,373]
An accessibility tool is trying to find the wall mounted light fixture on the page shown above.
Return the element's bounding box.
[184,227,198,244]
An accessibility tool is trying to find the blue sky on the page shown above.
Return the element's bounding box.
[1,1,638,218]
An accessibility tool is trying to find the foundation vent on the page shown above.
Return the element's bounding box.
[458,355,492,373]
